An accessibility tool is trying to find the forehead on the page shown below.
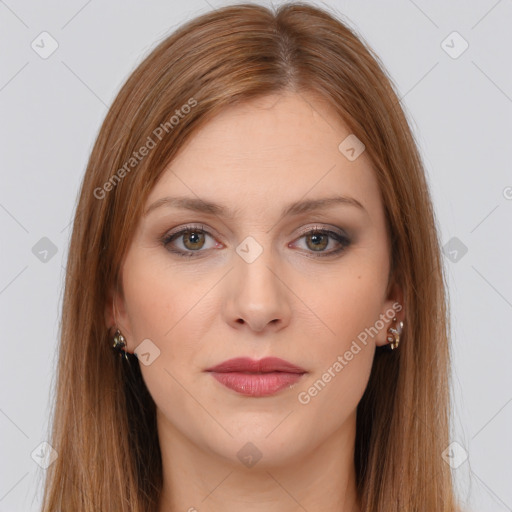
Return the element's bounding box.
[146,92,382,220]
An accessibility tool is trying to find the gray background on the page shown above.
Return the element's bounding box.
[1,0,511,510]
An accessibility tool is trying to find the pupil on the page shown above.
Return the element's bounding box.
[308,233,327,251]
[185,231,204,249]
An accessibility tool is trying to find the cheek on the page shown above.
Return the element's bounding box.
[121,251,207,343]
[122,270,168,343]
[293,272,381,423]
[120,253,221,409]
[300,263,387,349]
[292,262,385,395]
[120,256,211,423]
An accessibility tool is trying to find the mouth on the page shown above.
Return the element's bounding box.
[205,357,307,397]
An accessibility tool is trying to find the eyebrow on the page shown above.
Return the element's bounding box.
[144,194,367,219]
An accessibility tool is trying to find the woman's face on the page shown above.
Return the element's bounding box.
[109,91,403,467]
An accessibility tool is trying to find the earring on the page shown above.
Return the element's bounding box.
[386,317,403,350]
[112,328,129,360]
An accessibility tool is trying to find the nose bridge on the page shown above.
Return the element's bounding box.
[235,233,281,301]
[226,233,291,330]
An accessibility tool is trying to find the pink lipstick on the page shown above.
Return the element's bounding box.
[205,357,306,397]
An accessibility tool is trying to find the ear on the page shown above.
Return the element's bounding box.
[375,280,405,347]
[104,280,129,330]
[104,282,134,354]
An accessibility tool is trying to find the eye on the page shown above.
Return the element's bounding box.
[161,224,221,257]
[290,226,351,257]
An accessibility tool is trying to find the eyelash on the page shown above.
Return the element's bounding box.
[160,224,351,258]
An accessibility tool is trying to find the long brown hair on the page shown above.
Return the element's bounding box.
[40,2,459,510]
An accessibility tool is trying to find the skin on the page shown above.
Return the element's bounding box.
[106,91,404,512]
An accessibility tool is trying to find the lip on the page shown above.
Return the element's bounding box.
[205,357,307,397]
[205,357,306,374]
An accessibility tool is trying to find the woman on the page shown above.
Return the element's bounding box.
[41,2,460,511]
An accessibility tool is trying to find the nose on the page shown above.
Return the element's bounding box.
[222,245,292,333]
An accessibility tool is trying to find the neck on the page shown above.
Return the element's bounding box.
[156,409,361,512]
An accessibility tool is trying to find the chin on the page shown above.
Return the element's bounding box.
[201,419,312,469]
